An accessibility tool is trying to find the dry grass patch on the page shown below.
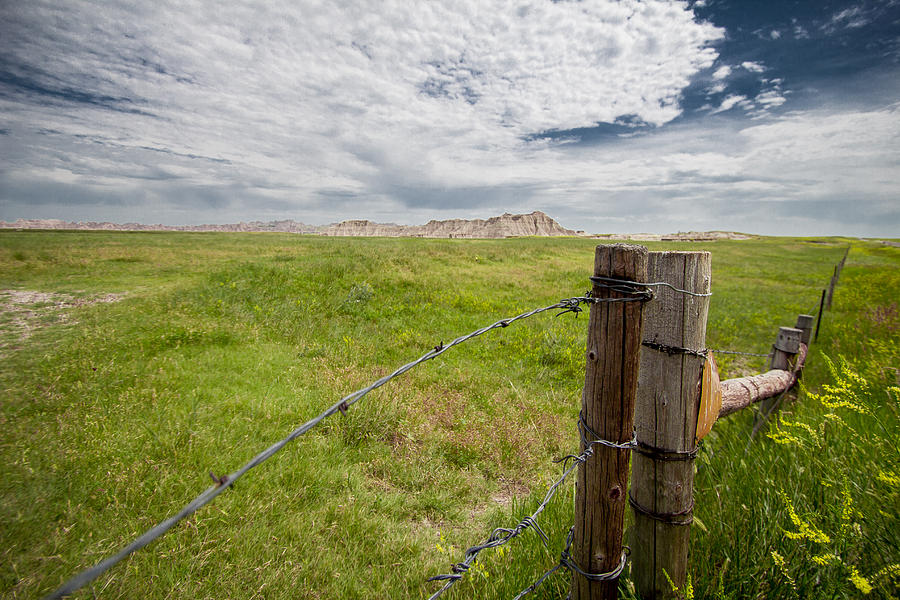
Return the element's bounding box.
[0,290,124,355]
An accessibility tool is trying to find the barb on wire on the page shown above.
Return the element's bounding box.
[45,294,605,600]
[427,414,635,599]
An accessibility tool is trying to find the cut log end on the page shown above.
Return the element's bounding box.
[718,343,807,418]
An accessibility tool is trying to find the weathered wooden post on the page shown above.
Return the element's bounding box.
[755,327,802,426]
[572,244,648,600]
[795,315,814,346]
[630,251,711,599]
[793,315,813,385]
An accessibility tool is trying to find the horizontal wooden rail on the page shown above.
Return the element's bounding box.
[718,343,807,418]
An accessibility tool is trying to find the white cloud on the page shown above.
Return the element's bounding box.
[710,95,749,114]
[1,0,727,223]
[712,66,732,80]
[512,104,900,235]
[1,1,898,236]
[755,91,787,107]
[741,61,766,73]
[793,24,810,39]
[825,7,870,31]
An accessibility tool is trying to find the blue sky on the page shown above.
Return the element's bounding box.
[1,0,898,236]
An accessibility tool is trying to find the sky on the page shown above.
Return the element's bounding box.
[1,0,898,236]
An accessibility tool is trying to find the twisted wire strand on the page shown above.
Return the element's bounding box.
[642,341,772,359]
[512,527,628,599]
[707,348,773,358]
[510,561,566,600]
[589,276,712,298]
[426,452,583,599]
[44,295,612,600]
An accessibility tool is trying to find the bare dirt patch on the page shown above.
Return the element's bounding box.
[0,290,124,355]
[489,477,530,507]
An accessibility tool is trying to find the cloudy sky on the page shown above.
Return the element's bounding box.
[1,1,898,235]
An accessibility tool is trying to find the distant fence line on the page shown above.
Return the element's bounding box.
[43,244,849,600]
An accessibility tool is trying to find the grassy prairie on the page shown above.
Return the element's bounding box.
[0,231,896,599]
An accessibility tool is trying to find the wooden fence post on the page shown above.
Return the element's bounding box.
[755,327,802,427]
[630,251,711,599]
[572,244,648,600]
[827,248,849,309]
[795,314,814,346]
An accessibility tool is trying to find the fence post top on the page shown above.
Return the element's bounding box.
[775,327,802,353]
[647,250,711,258]
[795,314,814,328]
[594,242,649,253]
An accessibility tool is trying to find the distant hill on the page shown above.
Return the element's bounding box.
[0,218,320,234]
[0,211,583,239]
[319,211,580,238]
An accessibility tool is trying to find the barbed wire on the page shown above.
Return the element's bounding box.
[511,526,628,600]
[425,452,582,599]
[707,348,774,358]
[642,340,774,359]
[44,293,626,600]
[809,299,822,317]
[589,276,712,298]
[426,413,635,599]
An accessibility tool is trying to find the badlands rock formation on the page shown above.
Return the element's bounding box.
[1,214,752,240]
[1,211,581,238]
[597,231,753,241]
[319,211,579,238]
[0,218,320,233]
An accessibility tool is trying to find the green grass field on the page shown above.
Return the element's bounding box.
[1,231,897,599]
